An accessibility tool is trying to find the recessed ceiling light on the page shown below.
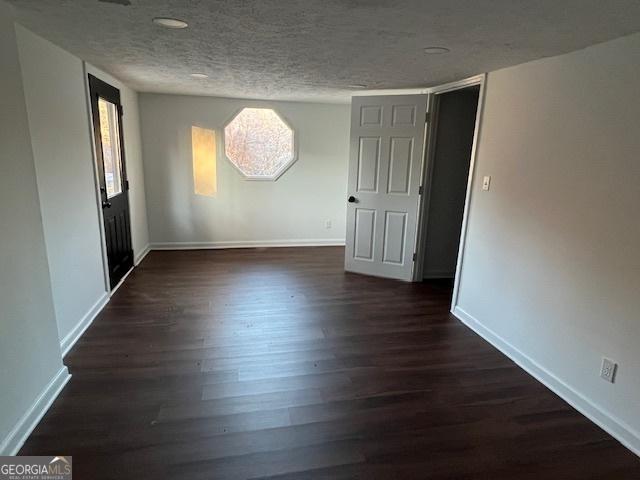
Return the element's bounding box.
[423,46,450,54]
[190,73,208,79]
[152,17,188,29]
[348,84,367,89]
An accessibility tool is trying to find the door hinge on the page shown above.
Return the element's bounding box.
[118,104,124,116]
[418,185,424,195]
[125,180,130,191]
[425,112,430,123]
[412,253,417,262]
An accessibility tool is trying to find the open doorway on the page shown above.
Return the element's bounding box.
[416,84,481,283]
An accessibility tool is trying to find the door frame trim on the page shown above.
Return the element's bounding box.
[82,62,111,293]
[84,64,134,292]
[413,74,487,314]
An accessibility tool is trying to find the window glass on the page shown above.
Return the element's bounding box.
[98,98,123,198]
[224,108,295,179]
[192,126,217,197]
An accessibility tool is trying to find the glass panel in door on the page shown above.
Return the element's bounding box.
[98,97,123,198]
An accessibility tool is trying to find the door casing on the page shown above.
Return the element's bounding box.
[413,75,486,313]
[87,72,134,291]
[346,74,486,309]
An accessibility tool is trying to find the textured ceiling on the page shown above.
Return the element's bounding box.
[8,0,640,103]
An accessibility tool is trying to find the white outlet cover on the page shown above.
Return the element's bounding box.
[482,175,491,191]
[600,357,617,383]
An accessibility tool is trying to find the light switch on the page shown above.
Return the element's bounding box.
[482,175,491,191]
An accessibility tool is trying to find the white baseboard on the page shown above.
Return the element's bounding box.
[452,305,640,457]
[59,292,109,358]
[0,367,71,455]
[150,239,346,250]
[134,243,151,265]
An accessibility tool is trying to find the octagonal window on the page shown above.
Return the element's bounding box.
[224,108,296,180]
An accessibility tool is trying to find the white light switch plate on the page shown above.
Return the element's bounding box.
[482,175,491,191]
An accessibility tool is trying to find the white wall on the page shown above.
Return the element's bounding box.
[139,94,350,247]
[16,26,108,351]
[455,32,640,453]
[0,1,68,454]
[13,27,150,350]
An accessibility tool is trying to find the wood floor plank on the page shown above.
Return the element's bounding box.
[18,247,639,479]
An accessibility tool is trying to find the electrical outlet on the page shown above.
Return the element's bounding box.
[600,358,617,383]
[482,175,491,191]
[325,220,332,229]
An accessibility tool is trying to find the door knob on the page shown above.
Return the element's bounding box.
[348,196,357,203]
[102,200,112,209]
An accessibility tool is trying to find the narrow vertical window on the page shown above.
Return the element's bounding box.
[98,98,124,198]
[192,126,217,197]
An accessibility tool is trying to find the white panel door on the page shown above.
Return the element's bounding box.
[345,95,428,281]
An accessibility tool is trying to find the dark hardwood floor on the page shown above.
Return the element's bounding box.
[20,247,639,478]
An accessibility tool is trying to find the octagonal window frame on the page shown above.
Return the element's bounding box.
[222,107,298,181]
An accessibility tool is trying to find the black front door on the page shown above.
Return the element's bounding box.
[88,75,133,289]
